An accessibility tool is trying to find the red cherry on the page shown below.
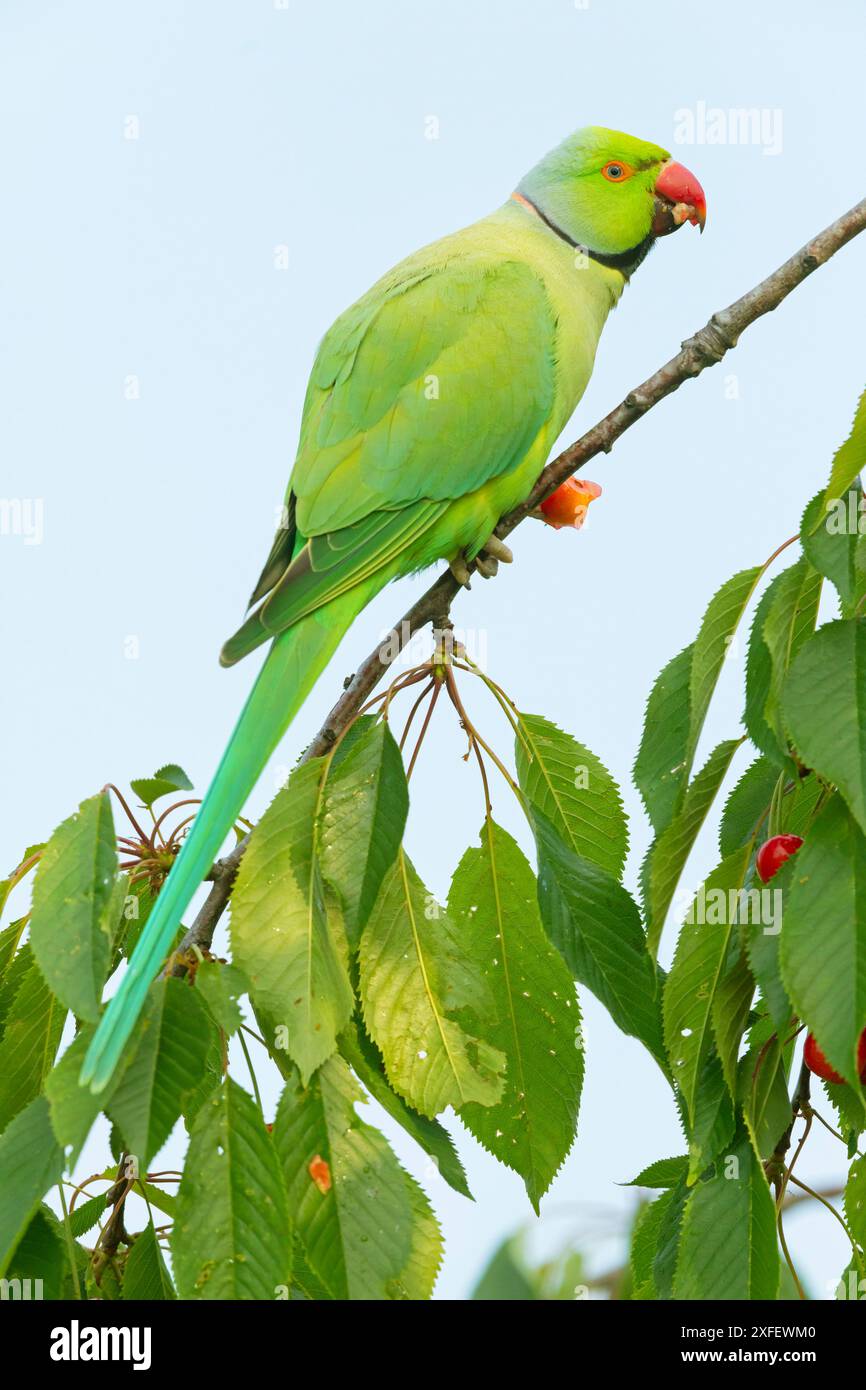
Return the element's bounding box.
[803,1033,845,1085]
[803,1029,866,1085]
[756,834,803,884]
[539,478,602,531]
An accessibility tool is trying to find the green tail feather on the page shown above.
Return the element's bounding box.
[80,595,365,1093]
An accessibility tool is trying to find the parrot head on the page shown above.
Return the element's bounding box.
[515,126,706,275]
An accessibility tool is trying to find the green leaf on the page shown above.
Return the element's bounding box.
[532,810,666,1069]
[711,947,754,1100]
[0,1098,64,1275]
[386,1170,443,1300]
[320,720,409,947]
[515,713,627,878]
[124,1222,176,1299]
[45,1030,123,1167]
[761,557,823,751]
[663,847,752,1121]
[359,851,505,1117]
[448,820,583,1210]
[719,755,779,857]
[802,482,864,615]
[172,1077,291,1299]
[130,764,194,807]
[643,738,743,955]
[653,1174,689,1298]
[745,573,794,768]
[779,797,866,1095]
[625,1155,688,1189]
[687,1053,735,1183]
[29,793,118,1021]
[471,1234,538,1301]
[272,1056,414,1300]
[633,644,694,834]
[107,977,214,1165]
[744,855,796,1037]
[690,567,763,759]
[844,1153,866,1252]
[810,387,866,533]
[674,1131,780,1299]
[68,1192,107,1238]
[630,1190,675,1298]
[0,963,66,1131]
[338,1016,472,1199]
[230,758,354,1084]
[7,1208,66,1300]
[738,1028,793,1161]
[782,620,866,835]
[194,958,248,1037]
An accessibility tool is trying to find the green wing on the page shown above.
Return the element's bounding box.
[222,251,558,666]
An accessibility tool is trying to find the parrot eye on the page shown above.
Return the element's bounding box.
[601,161,631,182]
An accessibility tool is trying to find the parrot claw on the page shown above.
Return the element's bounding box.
[449,555,472,589]
[481,535,513,564]
[475,553,499,579]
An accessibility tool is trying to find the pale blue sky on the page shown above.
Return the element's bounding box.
[2,0,864,1298]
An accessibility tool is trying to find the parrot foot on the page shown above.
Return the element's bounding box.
[476,534,513,579]
[449,555,473,589]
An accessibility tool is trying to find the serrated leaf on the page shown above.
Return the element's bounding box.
[663,848,751,1121]
[625,1156,688,1189]
[779,797,866,1097]
[272,1055,413,1300]
[761,557,823,751]
[448,820,583,1209]
[359,851,505,1117]
[532,810,666,1070]
[674,1131,779,1299]
[687,1052,735,1183]
[690,567,763,759]
[0,1097,64,1275]
[230,758,353,1084]
[386,1169,443,1300]
[7,1208,66,1300]
[711,947,754,1100]
[194,958,248,1036]
[0,963,66,1131]
[653,1174,689,1298]
[844,1153,866,1251]
[45,1029,127,1167]
[644,738,743,955]
[745,572,794,768]
[29,793,118,1021]
[338,1016,471,1199]
[802,482,865,615]
[320,720,409,947]
[810,388,866,532]
[172,1077,291,1299]
[68,1191,107,1238]
[107,977,214,1165]
[738,1030,793,1161]
[744,855,796,1037]
[630,1189,675,1298]
[782,620,866,834]
[124,1222,176,1299]
[719,755,779,857]
[633,644,694,834]
[515,713,627,878]
[130,764,193,807]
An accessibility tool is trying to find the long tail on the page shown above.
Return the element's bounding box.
[80,596,365,1092]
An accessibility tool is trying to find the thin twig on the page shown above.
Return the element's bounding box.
[172,195,866,960]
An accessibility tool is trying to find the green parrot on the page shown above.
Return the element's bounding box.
[81,126,706,1091]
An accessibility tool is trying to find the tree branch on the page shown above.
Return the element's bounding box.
[175,194,866,958]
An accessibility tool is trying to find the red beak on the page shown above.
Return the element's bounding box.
[653,160,707,233]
